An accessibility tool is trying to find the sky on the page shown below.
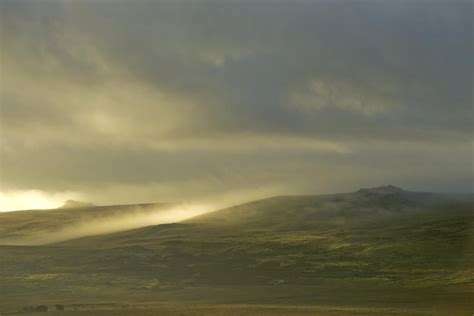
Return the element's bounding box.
[0,0,472,211]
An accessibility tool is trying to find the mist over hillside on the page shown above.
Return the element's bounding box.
[1,0,471,314]
[2,185,471,246]
[0,186,473,314]
[0,202,210,245]
[60,200,96,209]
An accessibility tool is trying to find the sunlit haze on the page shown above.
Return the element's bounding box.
[0,1,472,314]
[0,190,82,212]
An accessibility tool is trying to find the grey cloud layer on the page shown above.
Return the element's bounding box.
[0,0,472,202]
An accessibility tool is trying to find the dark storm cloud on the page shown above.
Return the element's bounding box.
[0,0,472,208]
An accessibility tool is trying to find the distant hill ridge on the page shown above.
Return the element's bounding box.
[183,185,472,229]
[60,200,96,209]
[1,185,472,245]
[357,184,405,194]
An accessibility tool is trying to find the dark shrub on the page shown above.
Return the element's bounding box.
[22,305,34,312]
[55,304,65,311]
[34,305,48,312]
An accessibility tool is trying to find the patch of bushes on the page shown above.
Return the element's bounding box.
[55,304,65,311]
[21,304,48,312]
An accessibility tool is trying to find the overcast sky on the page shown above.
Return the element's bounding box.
[0,0,472,211]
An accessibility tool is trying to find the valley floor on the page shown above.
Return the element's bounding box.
[2,303,469,316]
[1,284,473,316]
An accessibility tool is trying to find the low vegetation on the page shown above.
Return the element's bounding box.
[0,187,473,315]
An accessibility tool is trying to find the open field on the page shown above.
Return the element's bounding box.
[5,303,468,316]
[1,187,473,315]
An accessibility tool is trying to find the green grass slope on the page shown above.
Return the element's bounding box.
[0,186,473,314]
[0,203,169,245]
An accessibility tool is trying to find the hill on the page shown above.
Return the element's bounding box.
[0,203,170,245]
[0,186,473,315]
[185,185,461,228]
[60,200,96,209]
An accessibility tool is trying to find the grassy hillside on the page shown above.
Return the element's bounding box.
[0,203,168,245]
[0,186,473,315]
